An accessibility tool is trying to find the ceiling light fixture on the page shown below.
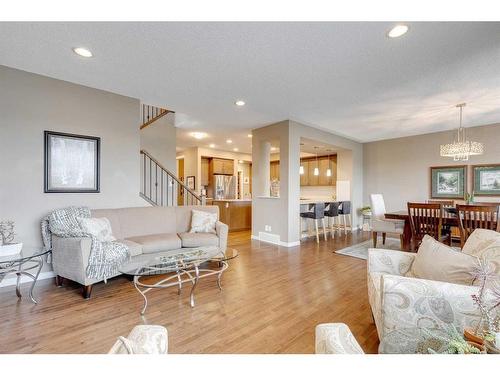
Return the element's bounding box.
[440,103,484,161]
[72,47,93,57]
[233,148,239,152]
[235,100,246,107]
[209,144,215,148]
[226,139,233,144]
[270,147,277,152]
[190,132,207,140]
[247,134,253,138]
[326,149,332,177]
[387,24,409,38]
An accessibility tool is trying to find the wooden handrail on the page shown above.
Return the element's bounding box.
[140,104,174,130]
[140,149,203,206]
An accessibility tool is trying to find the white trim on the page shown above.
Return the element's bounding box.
[251,235,300,248]
[0,271,55,288]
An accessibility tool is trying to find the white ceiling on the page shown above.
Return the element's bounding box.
[1,22,500,143]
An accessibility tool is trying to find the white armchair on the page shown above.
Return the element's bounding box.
[315,323,364,354]
[367,248,481,354]
[370,194,405,249]
[108,325,168,354]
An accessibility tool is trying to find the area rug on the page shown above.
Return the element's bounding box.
[334,238,401,260]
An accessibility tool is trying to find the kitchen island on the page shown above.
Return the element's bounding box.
[208,199,252,232]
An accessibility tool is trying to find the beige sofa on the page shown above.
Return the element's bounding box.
[51,205,228,298]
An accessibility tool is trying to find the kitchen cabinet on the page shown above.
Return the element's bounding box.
[270,161,280,181]
[300,160,309,186]
[211,200,252,231]
[300,155,336,186]
[211,158,234,175]
[201,157,210,186]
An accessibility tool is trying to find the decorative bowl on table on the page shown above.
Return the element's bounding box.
[0,242,23,256]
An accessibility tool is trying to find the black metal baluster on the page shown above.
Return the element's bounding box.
[155,164,158,204]
[149,157,152,199]
[161,170,163,206]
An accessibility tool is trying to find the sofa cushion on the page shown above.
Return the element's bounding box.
[409,235,479,286]
[115,239,143,257]
[126,233,181,254]
[178,232,219,248]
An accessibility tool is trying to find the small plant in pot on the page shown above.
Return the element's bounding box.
[464,259,500,353]
[0,221,23,256]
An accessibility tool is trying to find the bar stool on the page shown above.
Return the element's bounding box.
[338,201,352,235]
[324,202,340,239]
[300,202,327,243]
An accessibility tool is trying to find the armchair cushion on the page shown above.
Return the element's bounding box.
[379,274,481,354]
[409,235,478,286]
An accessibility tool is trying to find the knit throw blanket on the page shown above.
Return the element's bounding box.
[41,206,129,280]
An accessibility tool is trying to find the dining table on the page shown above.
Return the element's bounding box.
[384,209,459,251]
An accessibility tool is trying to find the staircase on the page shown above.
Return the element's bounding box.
[139,104,204,207]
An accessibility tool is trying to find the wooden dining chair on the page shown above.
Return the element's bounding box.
[427,199,456,240]
[456,204,500,248]
[407,202,450,251]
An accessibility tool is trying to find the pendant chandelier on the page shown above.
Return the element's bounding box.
[440,103,483,161]
[326,149,332,177]
[313,147,319,176]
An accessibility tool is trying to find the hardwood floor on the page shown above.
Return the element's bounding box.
[0,230,379,354]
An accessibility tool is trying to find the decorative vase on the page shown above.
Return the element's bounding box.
[0,242,23,256]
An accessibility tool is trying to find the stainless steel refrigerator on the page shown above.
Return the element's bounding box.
[213,175,237,199]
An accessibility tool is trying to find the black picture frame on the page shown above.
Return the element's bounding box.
[186,176,196,191]
[44,131,100,193]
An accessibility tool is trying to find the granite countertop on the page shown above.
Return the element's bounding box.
[300,198,335,204]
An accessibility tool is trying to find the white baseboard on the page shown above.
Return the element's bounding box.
[0,271,55,288]
[251,234,300,248]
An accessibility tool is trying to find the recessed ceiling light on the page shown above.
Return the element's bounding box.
[226,139,233,144]
[387,25,409,38]
[270,147,277,151]
[247,134,253,138]
[209,143,215,148]
[190,132,207,140]
[72,47,93,58]
[233,148,239,152]
[235,100,246,107]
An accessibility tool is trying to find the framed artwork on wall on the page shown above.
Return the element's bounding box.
[430,165,466,199]
[186,176,195,191]
[44,131,100,193]
[472,164,500,196]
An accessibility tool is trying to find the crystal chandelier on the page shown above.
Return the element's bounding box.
[440,103,483,161]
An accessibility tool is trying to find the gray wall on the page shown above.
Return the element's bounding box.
[252,120,363,245]
[0,65,146,251]
[140,112,177,172]
[363,123,500,212]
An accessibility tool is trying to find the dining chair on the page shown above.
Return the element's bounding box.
[456,204,500,248]
[300,202,327,243]
[407,202,450,251]
[427,199,457,241]
[370,194,405,249]
[324,202,340,239]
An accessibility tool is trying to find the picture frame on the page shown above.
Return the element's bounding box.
[44,131,100,193]
[472,164,500,196]
[430,165,466,199]
[186,176,196,191]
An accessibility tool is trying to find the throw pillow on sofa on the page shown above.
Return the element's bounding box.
[77,217,116,242]
[462,228,500,277]
[407,235,479,286]
[189,209,217,234]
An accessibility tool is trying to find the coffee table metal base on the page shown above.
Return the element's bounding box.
[133,260,228,315]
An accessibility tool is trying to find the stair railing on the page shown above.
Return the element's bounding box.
[140,150,205,206]
[140,104,174,130]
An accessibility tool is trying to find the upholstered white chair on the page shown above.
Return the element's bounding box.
[315,323,365,354]
[370,193,405,249]
[108,325,168,354]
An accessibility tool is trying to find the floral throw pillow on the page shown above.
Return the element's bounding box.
[77,217,116,242]
[189,210,217,234]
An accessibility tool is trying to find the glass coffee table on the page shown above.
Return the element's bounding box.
[0,247,50,304]
[120,246,238,314]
